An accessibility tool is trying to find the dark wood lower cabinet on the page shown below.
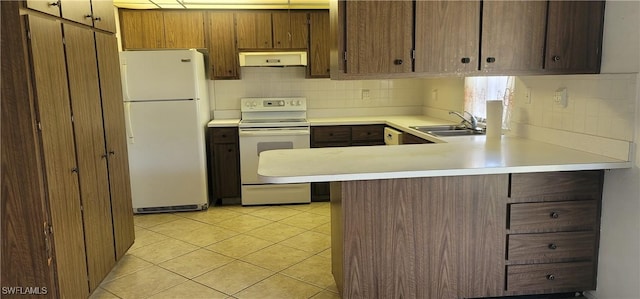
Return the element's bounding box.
[207,127,241,203]
[311,124,385,201]
[331,170,603,298]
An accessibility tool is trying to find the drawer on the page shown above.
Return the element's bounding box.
[210,127,238,143]
[508,232,596,262]
[510,171,602,201]
[312,126,351,143]
[507,262,594,292]
[351,125,384,142]
[509,200,598,232]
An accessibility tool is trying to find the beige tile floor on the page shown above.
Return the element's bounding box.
[90,202,340,299]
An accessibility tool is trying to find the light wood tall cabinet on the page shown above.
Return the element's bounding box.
[2,1,134,297]
[26,0,117,32]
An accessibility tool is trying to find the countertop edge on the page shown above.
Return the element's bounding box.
[259,161,632,184]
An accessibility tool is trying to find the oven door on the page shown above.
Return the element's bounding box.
[238,127,310,184]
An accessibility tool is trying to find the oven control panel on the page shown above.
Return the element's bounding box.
[241,97,307,112]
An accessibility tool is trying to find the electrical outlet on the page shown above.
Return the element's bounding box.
[554,87,568,108]
[361,89,370,100]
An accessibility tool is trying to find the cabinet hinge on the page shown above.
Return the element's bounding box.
[343,51,347,62]
[411,49,415,60]
[27,30,31,40]
[36,121,42,131]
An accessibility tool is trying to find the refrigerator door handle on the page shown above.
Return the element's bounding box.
[121,63,131,101]
[124,102,135,144]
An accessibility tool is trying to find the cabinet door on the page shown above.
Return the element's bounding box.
[545,1,605,73]
[481,1,546,72]
[415,1,480,73]
[62,24,115,292]
[25,15,89,299]
[345,1,413,74]
[205,12,238,79]
[164,11,205,48]
[90,0,117,33]
[119,9,165,49]
[236,12,273,49]
[60,0,93,26]
[309,11,330,78]
[272,11,308,49]
[95,32,135,260]
[213,143,241,199]
[25,0,61,17]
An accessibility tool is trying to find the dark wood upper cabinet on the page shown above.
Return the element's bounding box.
[481,1,547,73]
[309,10,330,78]
[545,1,605,74]
[272,11,308,49]
[119,9,165,49]
[235,12,273,49]
[344,1,413,74]
[205,12,239,79]
[163,11,205,48]
[414,0,480,73]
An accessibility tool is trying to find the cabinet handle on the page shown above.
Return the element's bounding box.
[486,57,496,63]
[548,243,557,250]
[109,150,116,156]
[101,153,108,159]
[461,57,471,64]
[84,14,93,19]
[227,149,233,153]
[94,17,102,22]
[71,167,79,173]
[48,1,60,6]
[552,55,561,62]
[221,134,227,138]
[329,133,333,136]
[393,59,403,65]
[546,274,555,281]
[550,211,559,219]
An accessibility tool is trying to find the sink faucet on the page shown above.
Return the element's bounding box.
[449,111,478,130]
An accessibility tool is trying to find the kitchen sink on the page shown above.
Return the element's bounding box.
[409,125,485,137]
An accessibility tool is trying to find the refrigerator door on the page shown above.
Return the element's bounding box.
[124,99,208,211]
[120,50,201,101]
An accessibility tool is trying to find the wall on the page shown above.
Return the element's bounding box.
[421,77,466,122]
[210,67,425,119]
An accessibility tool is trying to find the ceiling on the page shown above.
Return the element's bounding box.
[112,0,329,9]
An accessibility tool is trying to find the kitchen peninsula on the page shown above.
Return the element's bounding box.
[258,135,630,298]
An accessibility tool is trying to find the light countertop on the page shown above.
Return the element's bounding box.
[258,136,631,183]
[207,119,240,127]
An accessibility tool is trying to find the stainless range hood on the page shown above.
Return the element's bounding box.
[239,51,308,67]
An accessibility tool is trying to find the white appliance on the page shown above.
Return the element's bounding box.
[120,49,210,213]
[238,97,310,205]
[239,51,308,67]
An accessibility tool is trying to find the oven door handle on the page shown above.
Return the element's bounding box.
[239,129,310,137]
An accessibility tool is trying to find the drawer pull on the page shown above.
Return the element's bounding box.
[548,243,558,250]
[546,274,555,280]
[550,211,559,219]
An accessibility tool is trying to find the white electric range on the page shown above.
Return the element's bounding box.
[238,97,310,205]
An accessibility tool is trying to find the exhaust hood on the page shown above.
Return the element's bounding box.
[239,51,308,67]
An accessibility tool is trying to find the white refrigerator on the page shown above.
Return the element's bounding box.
[120,49,210,213]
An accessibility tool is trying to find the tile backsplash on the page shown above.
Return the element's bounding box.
[512,74,637,142]
[210,67,425,119]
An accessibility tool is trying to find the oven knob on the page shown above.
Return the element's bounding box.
[279,100,285,106]
[296,100,302,106]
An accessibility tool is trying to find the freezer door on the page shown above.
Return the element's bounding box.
[124,100,208,210]
[120,50,202,101]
